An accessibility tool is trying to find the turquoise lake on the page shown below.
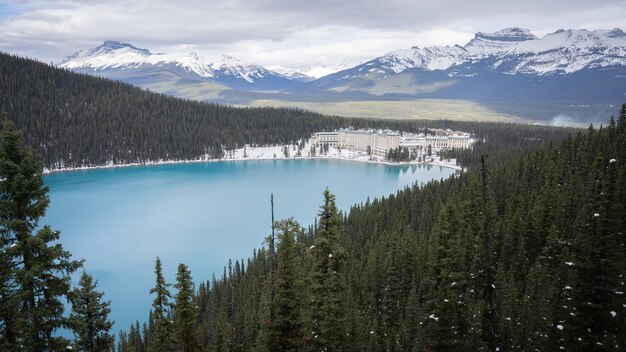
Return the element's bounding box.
[43,159,457,332]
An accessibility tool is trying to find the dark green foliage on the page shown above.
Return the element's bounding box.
[0,120,82,351]
[417,206,469,352]
[267,219,303,351]
[174,264,199,352]
[147,257,174,352]
[387,146,413,162]
[309,190,347,351]
[117,321,146,352]
[68,271,115,351]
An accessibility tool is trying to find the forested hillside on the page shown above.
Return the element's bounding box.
[0,53,341,169]
[119,107,626,351]
[1,53,578,171]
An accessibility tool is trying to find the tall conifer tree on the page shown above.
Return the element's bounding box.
[147,257,174,352]
[309,190,346,351]
[174,263,199,352]
[68,271,114,351]
[0,120,82,351]
[268,219,302,351]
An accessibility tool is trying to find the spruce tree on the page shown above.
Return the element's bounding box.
[0,120,82,351]
[309,190,346,351]
[147,257,174,352]
[268,219,302,351]
[174,263,199,352]
[68,271,114,351]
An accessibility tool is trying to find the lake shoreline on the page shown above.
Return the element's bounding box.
[43,144,463,175]
[43,153,463,175]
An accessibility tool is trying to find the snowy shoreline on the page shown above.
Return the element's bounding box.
[43,143,463,175]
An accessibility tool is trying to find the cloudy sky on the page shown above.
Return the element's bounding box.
[1,0,625,70]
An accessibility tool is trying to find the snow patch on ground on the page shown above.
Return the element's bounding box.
[43,138,463,174]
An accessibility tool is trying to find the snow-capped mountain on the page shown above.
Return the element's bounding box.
[493,28,626,74]
[464,28,538,55]
[58,29,626,105]
[324,27,626,80]
[304,27,626,106]
[367,45,468,74]
[59,41,302,90]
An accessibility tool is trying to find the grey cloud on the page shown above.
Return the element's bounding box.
[239,0,626,30]
[0,0,625,66]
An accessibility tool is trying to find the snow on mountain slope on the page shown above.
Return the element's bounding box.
[501,28,626,74]
[59,41,297,86]
[374,45,468,73]
[60,41,154,70]
[332,27,626,78]
[266,66,314,82]
[455,27,626,75]
[211,55,275,83]
[464,27,538,54]
[302,61,361,78]
[269,61,361,80]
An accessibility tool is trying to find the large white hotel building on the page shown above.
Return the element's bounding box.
[314,129,400,156]
[313,129,470,156]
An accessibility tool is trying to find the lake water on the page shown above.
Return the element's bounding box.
[43,159,457,332]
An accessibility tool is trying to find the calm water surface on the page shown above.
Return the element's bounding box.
[43,159,457,331]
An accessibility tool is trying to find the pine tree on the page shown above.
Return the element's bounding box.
[309,190,346,351]
[268,219,302,351]
[68,271,114,351]
[0,120,82,351]
[147,257,174,352]
[174,263,199,352]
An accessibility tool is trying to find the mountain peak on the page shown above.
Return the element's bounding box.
[102,40,128,47]
[59,40,153,70]
[219,54,242,65]
[473,27,537,42]
[606,28,626,38]
[96,41,152,55]
[465,27,537,54]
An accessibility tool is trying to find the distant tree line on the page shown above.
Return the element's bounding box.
[387,146,414,162]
